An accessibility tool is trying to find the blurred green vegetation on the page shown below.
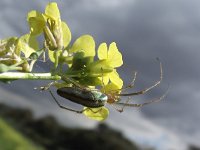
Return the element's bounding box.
[0,117,44,150]
[0,103,140,150]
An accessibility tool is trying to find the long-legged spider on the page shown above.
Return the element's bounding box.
[38,58,167,114]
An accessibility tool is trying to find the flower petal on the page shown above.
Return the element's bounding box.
[69,35,95,57]
[61,21,71,48]
[104,82,120,93]
[109,69,123,89]
[97,43,108,60]
[100,75,109,86]
[18,34,39,58]
[88,60,113,75]
[27,10,45,36]
[83,107,109,121]
[108,42,123,68]
[45,2,60,20]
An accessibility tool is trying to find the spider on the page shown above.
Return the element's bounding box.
[38,58,167,114]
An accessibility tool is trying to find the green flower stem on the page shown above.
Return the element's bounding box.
[0,72,61,80]
[10,67,23,71]
[54,50,59,68]
[28,60,37,72]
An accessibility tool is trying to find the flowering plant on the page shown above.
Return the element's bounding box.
[0,2,124,121]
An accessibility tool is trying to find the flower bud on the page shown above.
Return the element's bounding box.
[44,18,63,51]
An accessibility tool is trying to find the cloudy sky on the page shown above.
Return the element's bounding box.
[1,0,200,149]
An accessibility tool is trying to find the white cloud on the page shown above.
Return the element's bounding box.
[1,0,200,149]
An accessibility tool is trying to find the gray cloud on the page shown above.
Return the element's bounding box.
[1,0,200,149]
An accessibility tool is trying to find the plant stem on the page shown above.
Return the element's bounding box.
[0,72,61,80]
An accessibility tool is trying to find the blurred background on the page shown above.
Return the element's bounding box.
[1,0,200,149]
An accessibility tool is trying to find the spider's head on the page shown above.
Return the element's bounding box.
[106,92,120,104]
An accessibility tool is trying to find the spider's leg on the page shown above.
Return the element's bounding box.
[60,75,80,87]
[123,72,138,90]
[100,67,106,93]
[103,71,138,96]
[49,89,84,113]
[116,89,168,108]
[111,97,131,113]
[60,74,91,90]
[110,71,138,93]
[119,59,163,96]
[34,81,57,91]
[83,107,104,113]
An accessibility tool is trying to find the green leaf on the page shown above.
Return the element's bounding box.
[27,10,45,36]
[83,107,109,121]
[70,51,94,70]
[78,77,102,86]
[69,35,95,57]
[29,49,44,60]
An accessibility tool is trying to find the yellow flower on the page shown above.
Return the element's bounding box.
[83,107,109,121]
[97,42,123,89]
[27,2,71,51]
